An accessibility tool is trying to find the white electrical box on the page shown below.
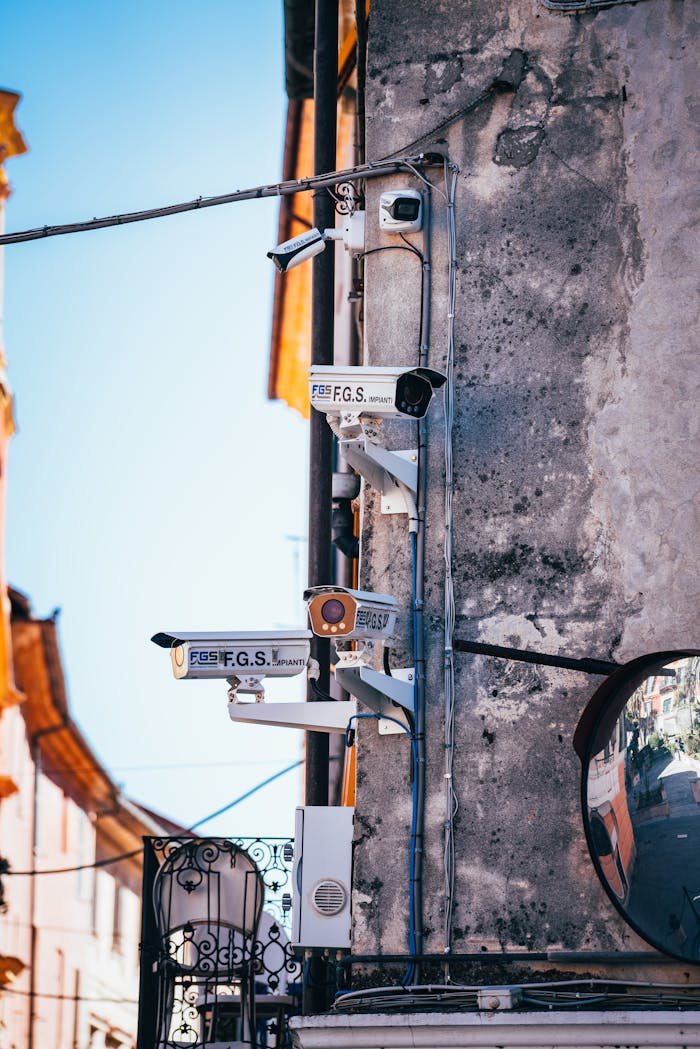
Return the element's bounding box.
[292,806,354,949]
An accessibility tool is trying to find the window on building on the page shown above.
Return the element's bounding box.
[112,883,123,953]
[60,792,69,853]
[55,948,65,1049]
[34,770,44,853]
[617,715,626,753]
[76,809,94,902]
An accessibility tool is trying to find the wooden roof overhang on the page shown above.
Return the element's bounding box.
[10,591,169,874]
[267,2,366,417]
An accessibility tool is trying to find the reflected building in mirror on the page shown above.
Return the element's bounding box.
[584,655,700,962]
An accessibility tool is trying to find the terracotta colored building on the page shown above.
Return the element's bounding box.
[0,590,171,1049]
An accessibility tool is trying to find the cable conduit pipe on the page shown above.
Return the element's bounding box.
[412,186,432,975]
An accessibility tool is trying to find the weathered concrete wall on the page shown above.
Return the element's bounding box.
[354,0,699,981]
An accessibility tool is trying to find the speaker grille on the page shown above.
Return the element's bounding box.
[311,879,346,916]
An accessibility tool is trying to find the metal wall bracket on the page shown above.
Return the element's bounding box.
[335,664,415,723]
[341,438,417,517]
[227,700,357,734]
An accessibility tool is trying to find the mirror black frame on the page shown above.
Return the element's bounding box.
[575,649,700,963]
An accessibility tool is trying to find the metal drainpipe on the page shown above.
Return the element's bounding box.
[71,969,80,1049]
[28,719,67,1049]
[412,189,431,972]
[354,0,366,168]
[303,0,338,1016]
[305,0,338,813]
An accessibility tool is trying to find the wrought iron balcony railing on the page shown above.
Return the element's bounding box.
[137,835,301,1049]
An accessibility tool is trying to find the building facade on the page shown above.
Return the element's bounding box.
[265,1,700,1045]
[0,590,170,1049]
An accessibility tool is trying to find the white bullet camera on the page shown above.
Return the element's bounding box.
[303,586,397,642]
[151,630,312,701]
[267,229,326,273]
[268,212,365,273]
[309,365,446,527]
[309,365,446,422]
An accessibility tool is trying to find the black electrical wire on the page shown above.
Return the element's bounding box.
[332,978,700,1013]
[3,759,303,876]
[309,678,336,703]
[3,846,144,877]
[0,155,444,246]
[0,985,139,1005]
[359,244,423,263]
[0,74,506,250]
[376,87,496,161]
[399,232,423,259]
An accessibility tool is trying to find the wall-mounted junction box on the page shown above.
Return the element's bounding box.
[292,806,354,949]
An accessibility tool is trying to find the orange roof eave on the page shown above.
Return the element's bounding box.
[0,90,28,162]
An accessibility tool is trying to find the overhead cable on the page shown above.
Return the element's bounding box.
[0,155,445,246]
[3,758,303,876]
[0,67,523,249]
[0,985,138,1005]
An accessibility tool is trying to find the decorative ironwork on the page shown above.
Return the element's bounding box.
[328,181,362,216]
[137,837,301,1049]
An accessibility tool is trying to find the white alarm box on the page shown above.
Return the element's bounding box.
[292,806,354,949]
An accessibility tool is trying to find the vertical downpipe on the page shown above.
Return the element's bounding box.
[136,838,160,1049]
[27,744,39,1049]
[28,720,66,1049]
[71,969,80,1049]
[413,190,432,972]
[303,0,338,1015]
[305,0,338,811]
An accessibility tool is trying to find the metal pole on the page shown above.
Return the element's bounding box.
[303,0,337,1016]
[305,0,338,812]
[412,190,431,973]
[27,748,39,1049]
[28,721,66,1049]
[453,638,619,677]
[136,839,160,1049]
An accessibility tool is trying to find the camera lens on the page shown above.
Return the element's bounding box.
[321,598,346,624]
[396,373,429,416]
[391,198,420,222]
[401,376,425,406]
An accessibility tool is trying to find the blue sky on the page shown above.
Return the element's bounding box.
[2,2,309,837]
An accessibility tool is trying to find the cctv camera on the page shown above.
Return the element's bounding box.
[303,586,397,642]
[151,630,312,696]
[269,213,365,273]
[379,189,423,233]
[267,229,327,273]
[309,365,446,423]
[310,366,445,526]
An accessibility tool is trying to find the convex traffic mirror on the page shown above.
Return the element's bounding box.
[575,651,700,963]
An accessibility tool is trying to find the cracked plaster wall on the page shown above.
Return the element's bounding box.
[352,0,699,983]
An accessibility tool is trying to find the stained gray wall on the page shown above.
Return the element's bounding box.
[353,0,699,981]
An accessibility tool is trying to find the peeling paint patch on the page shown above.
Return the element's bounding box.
[494,124,545,166]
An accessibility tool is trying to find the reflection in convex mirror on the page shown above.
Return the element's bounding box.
[578,652,700,963]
